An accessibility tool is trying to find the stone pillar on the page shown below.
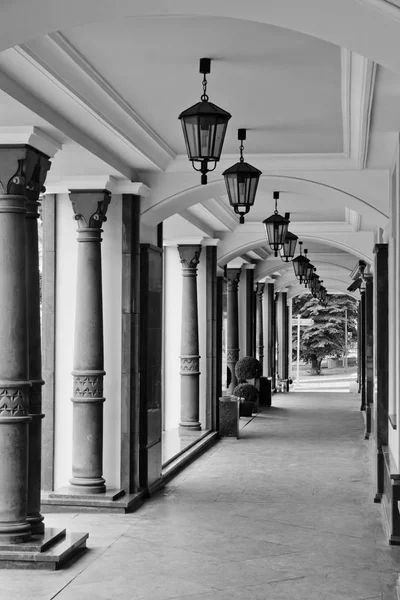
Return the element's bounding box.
[373,244,388,502]
[239,265,255,357]
[276,292,289,381]
[226,268,241,393]
[69,190,111,494]
[25,152,51,534]
[0,145,51,543]
[365,278,374,439]
[121,195,141,494]
[205,245,219,430]
[140,244,163,487]
[178,245,202,430]
[360,290,366,412]
[216,275,224,427]
[263,283,275,383]
[256,283,265,372]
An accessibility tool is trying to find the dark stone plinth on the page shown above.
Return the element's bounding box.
[240,401,254,417]
[219,397,239,438]
[42,488,146,514]
[0,527,88,570]
[259,377,272,407]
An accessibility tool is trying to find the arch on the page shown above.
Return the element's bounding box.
[142,175,388,229]
[218,231,375,267]
[275,277,357,299]
[4,1,400,77]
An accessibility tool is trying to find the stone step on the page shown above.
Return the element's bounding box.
[0,528,89,570]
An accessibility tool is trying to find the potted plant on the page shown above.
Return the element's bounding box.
[232,382,259,417]
[235,356,262,389]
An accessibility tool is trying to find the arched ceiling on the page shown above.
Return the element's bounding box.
[0,1,397,296]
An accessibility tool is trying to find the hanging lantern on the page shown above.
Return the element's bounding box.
[179,58,231,185]
[280,223,298,262]
[263,192,290,257]
[302,251,314,287]
[223,129,262,224]
[292,241,309,283]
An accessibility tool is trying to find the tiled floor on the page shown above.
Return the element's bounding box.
[1,382,399,599]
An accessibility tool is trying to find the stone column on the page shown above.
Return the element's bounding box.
[239,265,255,357]
[226,268,241,393]
[205,245,219,430]
[365,278,374,439]
[178,245,202,430]
[0,145,51,543]
[25,153,51,534]
[360,290,366,411]
[374,244,388,502]
[263,283,275,382]
[276,292,289,381]
[256,283,265,372]
[69,190,111,494]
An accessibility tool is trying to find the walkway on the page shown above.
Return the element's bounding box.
[2,386,399,599]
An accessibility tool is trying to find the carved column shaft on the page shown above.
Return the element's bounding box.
[0,195,31,543]
[69,190,110,494]
[226,269,241,393]
[256,283,265,373]
[0,145,51,544]
[178,245,202,430]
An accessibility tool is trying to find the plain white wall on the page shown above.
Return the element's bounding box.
[54,192,122,489]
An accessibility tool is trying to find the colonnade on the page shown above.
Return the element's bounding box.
[225,268,290,393]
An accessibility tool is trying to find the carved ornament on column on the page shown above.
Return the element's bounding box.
[257,282,265,298]
[0,145,51,201]
[180,356,200,375]
[226,349,239,363]
[0,387,30,417]
[73,373,105,398]
[178,245,202,271]
[225,268,241,291]
[70,190,111,229]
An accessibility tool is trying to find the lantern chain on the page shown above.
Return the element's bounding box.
[201,73,209,102]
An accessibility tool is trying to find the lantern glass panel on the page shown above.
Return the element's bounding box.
[280,232,298,261]
[292,255,309,279]
[180,113,229,162]
[263,219,289,251]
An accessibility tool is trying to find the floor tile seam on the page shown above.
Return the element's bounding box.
[49,529,130,598]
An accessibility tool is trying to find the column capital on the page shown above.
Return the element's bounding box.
[256,282,265,297]
[225,268,241,291]
[69,189,111,229]
[0,145,51,202]
[178,244,202,270]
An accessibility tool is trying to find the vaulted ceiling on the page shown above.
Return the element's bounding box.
[0,0,398,298]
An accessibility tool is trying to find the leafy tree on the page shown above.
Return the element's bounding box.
[292,294,358,375]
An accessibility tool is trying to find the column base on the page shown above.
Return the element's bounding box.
[27,512,45,535]
[0,527,88,570]
[69,476,106,495]
[179,421,201,431]
[42,488,145,514]
[0,522,31,544]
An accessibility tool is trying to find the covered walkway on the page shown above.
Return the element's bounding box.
[2,385,398,600]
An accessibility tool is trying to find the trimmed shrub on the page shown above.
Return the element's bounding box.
[232,383,259,403]
[235,356,262,380]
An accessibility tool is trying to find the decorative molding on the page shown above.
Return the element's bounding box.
[0,126,61,158]
[341,48,352,159]
[0,387,30,417]
[73,375,104,399]
[0,145,51,202]
[16,37,174,172]
[44,176,150,197]
[180,356,200,374]
[226,349,239,363]
[177,244,202,270]
[345,208,362,231]
[167,152,355,173]
[69,190,111,229]
[353,56,377,169]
